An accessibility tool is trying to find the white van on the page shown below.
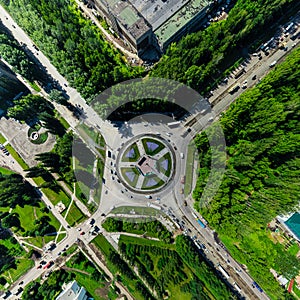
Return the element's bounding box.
[180,153,184,159]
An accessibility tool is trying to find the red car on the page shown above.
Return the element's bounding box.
[43,261,53,269]
[80,231,85,236]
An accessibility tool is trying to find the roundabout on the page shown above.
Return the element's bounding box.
[117,135,175,193]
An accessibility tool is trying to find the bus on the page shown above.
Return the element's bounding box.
[197,219,206,228]
[167,121,181,128]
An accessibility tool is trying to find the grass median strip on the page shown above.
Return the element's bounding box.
[0,132,6,144]
[5,143,29,169]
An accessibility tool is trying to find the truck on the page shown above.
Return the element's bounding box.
[192,212,198,219]
[233,282,242,293]
[197,219,206,228]
[228,84,240,94]
[218,265,230,279]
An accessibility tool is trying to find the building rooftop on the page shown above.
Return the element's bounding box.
[130,0,190,31]
[56,281,89,300]
[101,0,151,40]
[154,0,211,46]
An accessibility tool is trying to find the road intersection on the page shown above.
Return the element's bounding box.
[0,5,299,299]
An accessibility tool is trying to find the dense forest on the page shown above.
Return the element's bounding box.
[119,235,234,299]
[151,0,299,94]
[0,0,143,101]
[193,47,300,298]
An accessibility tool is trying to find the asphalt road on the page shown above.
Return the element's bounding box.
[1,5,299,300]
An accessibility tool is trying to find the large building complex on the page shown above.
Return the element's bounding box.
[56,281,92,300]
[93,0,212,56]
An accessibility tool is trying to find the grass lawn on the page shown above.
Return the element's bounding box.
[65,202,86,226]
[141,176,165,190]
[120,167,139,187]
[102,217,158,238]
[0,166,15,175]
[3,258,34,284]
[57,116,70,130]
[288,243,299,256]
[41,186,71,207]
[184,141,197,197]
[12,203,61,247]
[0,237,33,289]
[76,122,99,144]
[56,232,66,243]
[93,158,104,205]
[118,235,175,250]
[92,234,115,257]
[5,144,29,169]
[141,138,165,156]
[0,132,6,144]
[74,271,106,300]
[293,284,300,298]
[157,152,172,177]
[121,143,140,162]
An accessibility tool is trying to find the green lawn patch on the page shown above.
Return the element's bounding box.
[65,202,85,226]
[41,186,71,207]
[287,243,299,256]
[5,144,28,169]
[4,258,34,283]
[28,81,41,92]
[121,142,140,162]
[142,138,165,156]
[0,132,6,144]
[92,234,115,258]
[12,203,61,247]
[56,232,66,243]
[157,152,172,177]
[293,284,300,298]
[57,116,70,130]
[0,166,15,175]
[141,175,165,190]
[76,122,99,144]
[0,237,33,288]
[184,141,197,196]
[91,235,151,300]
[119,235,175,250]
[120,167,139,187]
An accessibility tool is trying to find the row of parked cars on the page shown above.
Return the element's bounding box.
[0,144,9,156]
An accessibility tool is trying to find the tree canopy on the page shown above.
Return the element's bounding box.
[193,47,300,298]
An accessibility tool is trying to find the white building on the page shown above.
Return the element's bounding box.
[56,281,92,300]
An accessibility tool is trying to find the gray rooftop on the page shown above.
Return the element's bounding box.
[130,0,191,31]
[154,0,211,46]
[102,0,151,39]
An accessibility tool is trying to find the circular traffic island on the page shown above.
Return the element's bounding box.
[118,136,174,193]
